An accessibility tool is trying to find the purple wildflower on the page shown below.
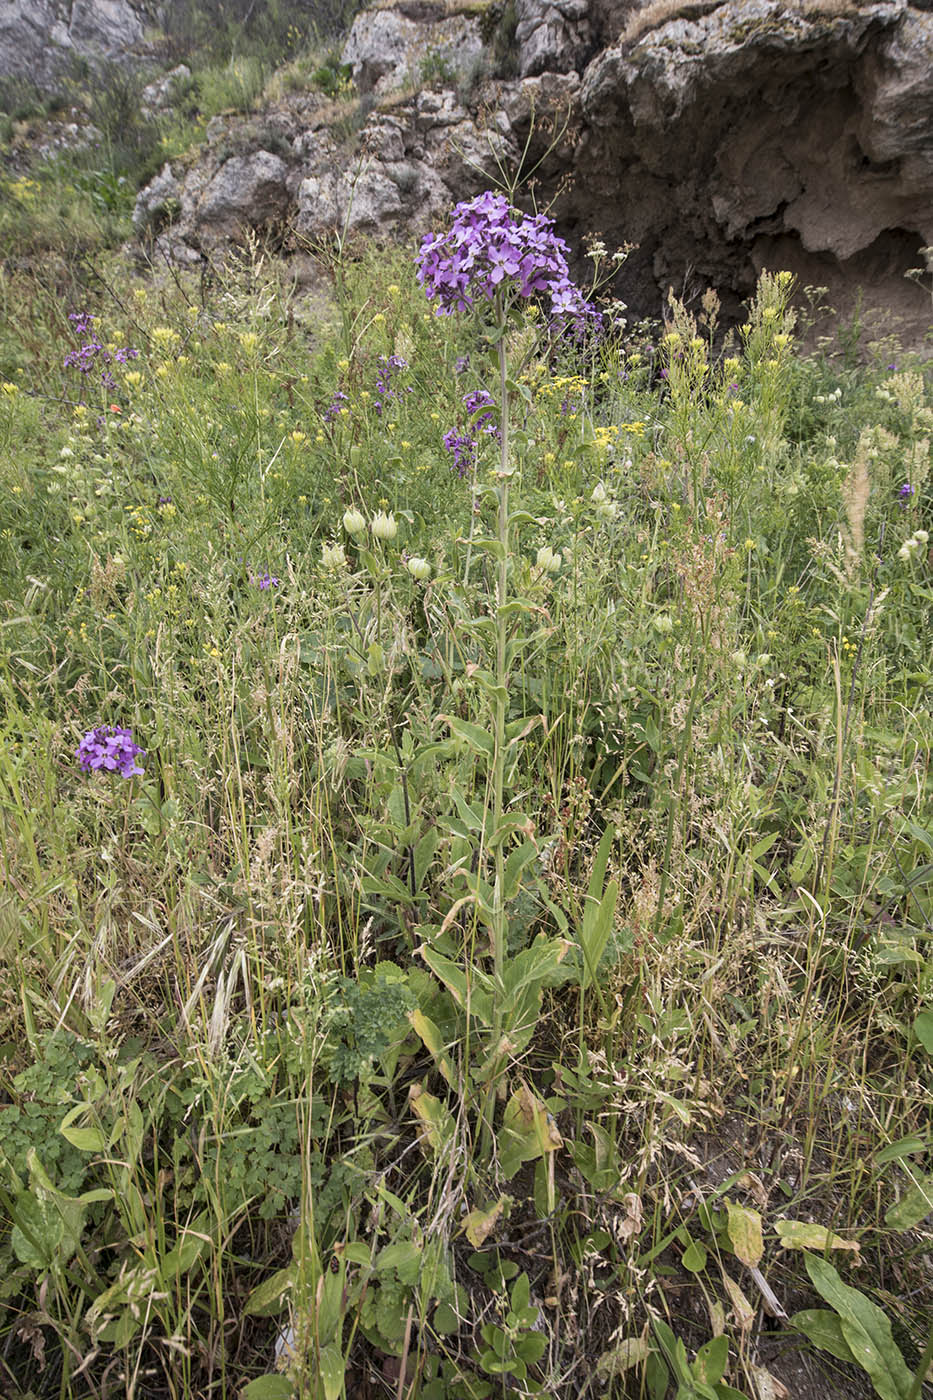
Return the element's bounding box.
[257,571,279,590]
[323,390,349,423]
[415,192,601,335]
[443,428,477,477]
[76,725,145,778]
[898,482,914,506]
[462,388,499,436]
[454,355,470,374]
[64,312,138,382]
[373,354,411,417]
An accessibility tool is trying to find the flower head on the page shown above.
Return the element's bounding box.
[321,540,347,570]
[372,510,398,541]
[76,725,145,778]
[343,508,366,536]
[416,192,600,335]
[406,556,431,581]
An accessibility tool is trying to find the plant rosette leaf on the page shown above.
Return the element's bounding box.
[725,1200,763,1268]
[804,1254,914,1400]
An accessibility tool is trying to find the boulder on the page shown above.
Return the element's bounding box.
[132,163,182,237]
[515,0,593,75]
[194,152,291,242]
[140,65,192,118]
[0,0,145,89]
[340,4,483,94]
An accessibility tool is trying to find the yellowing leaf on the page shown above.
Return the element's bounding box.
[776,1220,861,1262]
[721,1269,755,1330]
[596,1336,651,1378]
[462,1197,508,1248]
[726,1200,763,1268]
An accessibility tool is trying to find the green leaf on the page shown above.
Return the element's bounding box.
[245,1265,295,1317]
[682,1239,707,1273]
[418,945,494,1027]
[913,1010,933,1053]
[693,1335,728,1385]
[791,1309,857,1364]
[242,1377,295,1400]
[503,840,538,901]
[319,1343,345,1400]
[804,1254,913,1400]
[58,1104,107,1153]
[442,715,495,759]
[434,1301,460,1334]
[875,1136,927,1165]
[11,1192,62,1270]
[884,1173,933,1230]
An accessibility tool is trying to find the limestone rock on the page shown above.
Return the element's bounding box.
[141,65,192,118]
[0,0,145,88]
[515,0,593,75]
[194,152,291,242]
[132,163,182,237]
[341,4,483,94]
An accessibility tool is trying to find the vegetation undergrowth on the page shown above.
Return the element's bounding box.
[0,191,931,1400]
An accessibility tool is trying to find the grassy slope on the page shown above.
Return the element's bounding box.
[0,181,931,1400]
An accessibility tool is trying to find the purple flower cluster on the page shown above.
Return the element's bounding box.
[454,355,471,375]
[415,191,600,334]
[257,571,279,590]
[373,354,411,417]
[443,428,478,477]
[443,388,501,476]
[76,725,145,778]
[64,311,139,385]
[322,389,349,423]
[898,482,914,507]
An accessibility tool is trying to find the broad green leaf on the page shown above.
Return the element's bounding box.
[418,945,494,1027]
[498,1084,562,1180]
[693,1334,728,1385]
[319,1342,345,1400]
[434,1301,460,1334]
[59,1105,107,1153]
[913,1010,933,1053]
[682,1239,707,1273]
[442,715,495,759]
[11,1192,62,1270]
[804,1254,913,1400]
[244,1265,295,1317]
[775,1220,861,1261]
[503,839,538,901]
[884,1173,933,1230]
[578,877,619,990]
[596,1336,651,1378]
[408,1009,454,1086]
[725,1201,763,1268]
[875,1136,927,1165]
[791,1309,857,1363]
[242,1377,295,1400]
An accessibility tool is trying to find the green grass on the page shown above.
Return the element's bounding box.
[0,238,931,1400]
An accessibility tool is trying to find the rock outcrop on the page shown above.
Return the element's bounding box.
[0,0,146,89]
[128,0,933,342]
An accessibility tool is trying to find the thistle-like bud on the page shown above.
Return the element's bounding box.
[321,541,347,570]
[372,510,398,541]
[536,545,561,574]
[406,556,431,581]
[342,507,366,536]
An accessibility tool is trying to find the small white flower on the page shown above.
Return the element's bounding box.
[535,545,561,573]
[406,556,431,581]
[321,540,346,570]
[897,541,913,560]
[731,650,747,669]
[371,510,397,541]
[653,613,674,635]
[59,446,74,459]
[591,480,617,520]
[915,529,929,544]
[342,507,366,536]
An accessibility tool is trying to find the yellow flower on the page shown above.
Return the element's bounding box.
[1,381,18,397]
[373,313,386,325]
[124,371,142,388]
[239,331,260,354]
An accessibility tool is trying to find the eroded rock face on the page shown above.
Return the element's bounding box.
[341,4,484,93]
[0,0,145,88]
[567,0,933,332]
[132,0,933,343]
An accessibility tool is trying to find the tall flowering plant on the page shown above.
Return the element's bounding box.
[414,194,603,1158]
